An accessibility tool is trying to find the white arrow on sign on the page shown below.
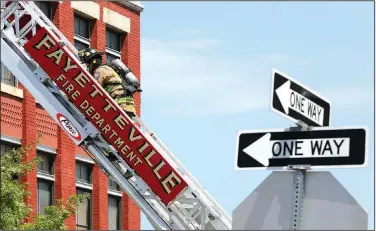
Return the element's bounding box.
[242,133,350,166]
[276,81,325,126]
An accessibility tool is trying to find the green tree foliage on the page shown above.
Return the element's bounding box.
[0,143,89,230]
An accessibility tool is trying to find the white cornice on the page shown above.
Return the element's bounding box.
[116,1,144,13]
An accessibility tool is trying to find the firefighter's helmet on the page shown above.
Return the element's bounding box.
[77,47,104,64]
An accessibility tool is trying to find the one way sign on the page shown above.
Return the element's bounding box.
[235,127,368,170]
[271,69,331,127]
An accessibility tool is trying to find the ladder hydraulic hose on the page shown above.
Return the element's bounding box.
[1,1,232,230]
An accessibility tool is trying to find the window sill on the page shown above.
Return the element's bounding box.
[37,172,55,181]
[36,144,57,154]
[106,48,121,57]
[0,83,23,99]
[76,154,95,164]
[108,189,122,197]
[1,134,21,145]
[76,181,93,190]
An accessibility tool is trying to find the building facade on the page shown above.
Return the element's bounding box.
[0,1,143,230]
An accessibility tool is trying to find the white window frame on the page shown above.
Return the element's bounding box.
[37,172,55,182]
[108,189,122,197]
[105,48,121,63]
[37,144,57,155]
[74,34,91,47]
[0,135,21,145]
[106,47,121,58]
[76,181,93,191]
[76,154,95,164]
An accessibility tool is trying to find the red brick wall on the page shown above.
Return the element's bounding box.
[51,3,77,229]
[0,1,141,230]
[0,94,22,138]
[36,104,57,149]
[92,165,109,230]
[19,83,38,223]
[122,192,142,230]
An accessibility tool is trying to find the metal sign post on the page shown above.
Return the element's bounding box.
[286,121,312,230]
[291,167,305,230]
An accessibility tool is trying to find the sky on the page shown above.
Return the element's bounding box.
[139,1,374,230]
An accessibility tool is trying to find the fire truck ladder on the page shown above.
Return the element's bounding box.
[1,1,232,230]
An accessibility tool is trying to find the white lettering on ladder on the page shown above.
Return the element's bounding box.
[25,28,188,202]
[57,55,183,194]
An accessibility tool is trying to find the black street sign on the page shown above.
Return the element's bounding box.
[235,127,368,170]
[271,69,331,127]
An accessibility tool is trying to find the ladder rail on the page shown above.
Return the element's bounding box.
[0,36,172,230]
[2,31,198,229]
[135,116,232,225]
[1,33,201,230]
[1,1,232,230]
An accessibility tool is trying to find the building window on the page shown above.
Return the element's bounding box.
[108,195,121,230]
[1,141,20,181]
[0,141,19,155]
[1,63,17,87]
[76,160,93,230]
[75,15,91,38]
[106,29,121,52]
[74,15,91,51]
[106,52,119,63]
[34,1,52,20]
[108,178,121,191]
[36,150,55,214]
[37,179,54,214]
[76,161,92,184]
[105,28,123,63]
[76,188,92,230]
[37,151,55,175]
[74,40,89,51]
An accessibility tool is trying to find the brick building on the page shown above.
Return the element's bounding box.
[0,1,143,230]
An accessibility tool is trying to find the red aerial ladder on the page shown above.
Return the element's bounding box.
[1,1,232,230]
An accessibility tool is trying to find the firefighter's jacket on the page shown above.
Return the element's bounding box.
[93,64,136,116]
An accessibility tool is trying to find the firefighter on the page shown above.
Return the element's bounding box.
[77,47,138,119]
[77,48,140,180]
